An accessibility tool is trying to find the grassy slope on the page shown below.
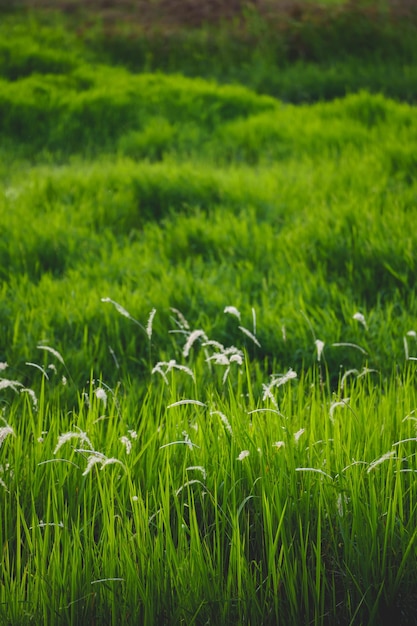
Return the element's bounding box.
[1,6,417,625]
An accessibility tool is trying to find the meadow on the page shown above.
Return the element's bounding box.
[1,2,417,624]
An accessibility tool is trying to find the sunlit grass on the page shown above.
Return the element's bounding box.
[1,306,417,624]
[1,8,417,624]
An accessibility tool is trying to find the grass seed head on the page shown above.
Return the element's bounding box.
[0,424,15,447]
[224,305,241,321]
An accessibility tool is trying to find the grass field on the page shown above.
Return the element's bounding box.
[1,2,417,624]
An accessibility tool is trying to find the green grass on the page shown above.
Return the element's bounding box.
[1,6,417,625]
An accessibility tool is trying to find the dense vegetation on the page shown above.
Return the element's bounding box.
[1,2,417,624]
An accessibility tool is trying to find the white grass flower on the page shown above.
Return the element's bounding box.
[20,388,38,411]
[81,451,125,476]
[0,424,15,447]
[329,398,350,422]
[32,520,65,530]
[101,297,131,319]
[340,368,359,390]
[151,363,169,385]
[262,369,297,404]
[367,450,396,473]
[206,353,230,366]
[159,439,200,450]
[295,467,333,480]
[37,344,65,365]
[357,367,378,379]
[100,457,125,470]
[202,339,225,351]
[82,454,104,475]
[182,431,194,450]
[353,312,368,330]
[146,308,157,341]
[186,466,207,480]
[90,578,125,585]
[404,332,417,360]
[222,367,230,385]
[62,376,67,386]
[237,450,250,461]
[273,441,285,449]
[25,362,49,379]
[175,479,205,496]
[229,353,244,365]
[120,435,132,455]
[167,399,206,408]
[128,429,137,439]
[101,297,145,331]
[0,379,23,392]
[132,495,139,502]
[94,387,107,407]
[224,306,241,321]
[294,428,306,443]
[183,330,207,357]
[108,345,120,370]
[170,308,190,331]
[210,411,233,436]
[0,362,8,371]
[54,430,93,455]
[315,339,325,362]
[238,325,261,347]
[262,385,278,408]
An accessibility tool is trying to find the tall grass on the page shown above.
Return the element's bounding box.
[1,308,417,625]
[1,7,417,624]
